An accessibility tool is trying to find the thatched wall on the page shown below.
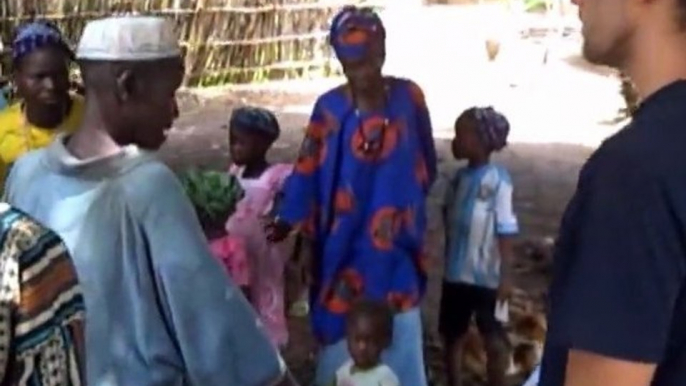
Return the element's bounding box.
[0,0,378,86]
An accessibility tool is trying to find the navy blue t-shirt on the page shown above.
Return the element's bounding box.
[540,80,686,386]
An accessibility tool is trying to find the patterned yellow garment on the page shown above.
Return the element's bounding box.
[0,95,84,184]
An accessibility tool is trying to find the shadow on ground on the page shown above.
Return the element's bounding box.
[158,90,594,385]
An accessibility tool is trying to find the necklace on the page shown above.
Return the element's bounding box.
[353,82,390,159]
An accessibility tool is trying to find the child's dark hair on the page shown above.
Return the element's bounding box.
[461,106,510,153]
[229,106,281,143]
[347,299,394,342]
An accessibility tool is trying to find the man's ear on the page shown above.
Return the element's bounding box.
[114,68,135,103]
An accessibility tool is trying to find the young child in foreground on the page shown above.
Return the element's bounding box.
[213,106,293,348]
[441,106,519,386]
[331,300,399,386]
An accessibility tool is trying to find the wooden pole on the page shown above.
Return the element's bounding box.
[0,0,372,86]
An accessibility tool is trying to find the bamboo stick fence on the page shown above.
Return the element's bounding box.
[0,0,380,86]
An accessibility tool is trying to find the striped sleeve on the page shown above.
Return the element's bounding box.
[6,213,85,386]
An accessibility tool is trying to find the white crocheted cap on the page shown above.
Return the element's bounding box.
[76,16,181,61]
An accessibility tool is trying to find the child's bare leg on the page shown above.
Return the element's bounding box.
[474,287,510,386]
[440,282,474,386]
[484,332,509,386]
[444,335,464,386]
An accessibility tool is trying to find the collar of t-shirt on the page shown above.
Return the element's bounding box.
[633,79,686,119]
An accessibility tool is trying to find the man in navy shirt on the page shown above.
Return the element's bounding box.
[539,0,686,385]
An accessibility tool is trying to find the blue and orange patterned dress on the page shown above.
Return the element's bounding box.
[278,77,437,344]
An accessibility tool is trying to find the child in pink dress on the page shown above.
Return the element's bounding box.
[223,106,293,348]
[209,236,250,290]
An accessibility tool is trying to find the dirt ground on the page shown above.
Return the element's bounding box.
[154,4,626,384]
[160,87,595,385]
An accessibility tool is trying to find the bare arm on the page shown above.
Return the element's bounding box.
[565,350,655,386]
[497,236,515,290]
[541,153,684,386]
[494,170,518,298]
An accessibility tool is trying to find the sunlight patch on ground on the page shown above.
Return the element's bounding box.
[381,5,626,148]
[192,5,627,149]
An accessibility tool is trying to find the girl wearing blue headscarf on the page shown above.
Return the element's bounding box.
[0,21,84,185]
[266,6,437,386]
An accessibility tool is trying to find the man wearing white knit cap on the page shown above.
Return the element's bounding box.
[3,16,285,386]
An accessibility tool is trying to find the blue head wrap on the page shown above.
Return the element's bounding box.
[329,6,385,61]
[472,106,510,152]
[12,21,73,64]
[229,106,280,142]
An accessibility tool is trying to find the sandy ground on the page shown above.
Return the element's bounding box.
[162,94,589,384]
[157,4,626,385]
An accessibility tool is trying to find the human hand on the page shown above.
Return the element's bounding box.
[264,217,292,243]
[497,277,514,301]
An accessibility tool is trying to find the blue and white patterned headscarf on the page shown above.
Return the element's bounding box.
[12,21,73,64]
[229,106,280,142]
[472,106,510,152]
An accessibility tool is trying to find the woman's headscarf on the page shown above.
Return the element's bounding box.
[472,106,510,152]
[229,106,280,142]
[12,21,73,64]
[328,6,385,62]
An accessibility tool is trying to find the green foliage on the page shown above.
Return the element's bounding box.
[178,169,244,225]
[523,0,549,11]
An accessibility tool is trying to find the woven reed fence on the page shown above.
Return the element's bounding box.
[0,0,381,86]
